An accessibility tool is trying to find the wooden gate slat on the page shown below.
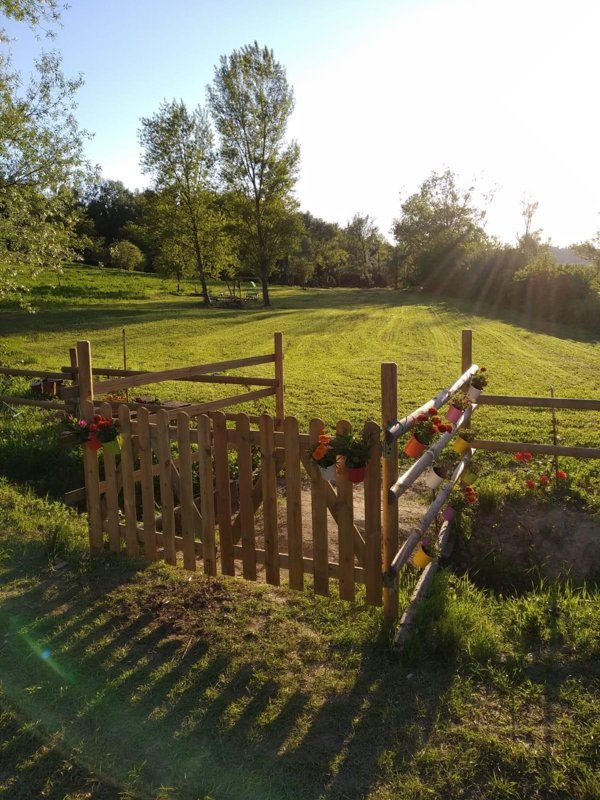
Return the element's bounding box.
[299,452,366,565]
[284,416,303,590]
[309,418,329,596]
[213,411,234,575]
[363,420,382,606]
[157,409,176,565]
[260,413,280,586]
[136,406,157,561]
[236,413,257,580]
[98,402,120,553]
[118,405,139,557]
[197,414,216,575]
[176,412,197,571]
[336,419,355,602]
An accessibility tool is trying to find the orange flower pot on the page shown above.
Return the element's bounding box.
[404,434,427,459]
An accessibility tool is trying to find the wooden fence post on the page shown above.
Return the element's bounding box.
[363,420,382,606]
[309,417,329,596]
[283,415,303,591]
[118,404,139,557]
[137,406,157,561]
[462,329,473,373]
[381,362,399,623]
[260,413,280,586]
[99,400,120,553]
[68,347,78,413]
[274,332,284,431]
[76,340,103,554]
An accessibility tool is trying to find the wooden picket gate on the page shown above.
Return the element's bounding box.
[91,400,383,606]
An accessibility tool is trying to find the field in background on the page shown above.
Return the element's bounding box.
[2,264,599,503]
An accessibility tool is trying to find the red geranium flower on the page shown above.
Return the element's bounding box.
[432,416,441,424]
[466,494,477,504]
[557,470,568,480]
[515,452,524,461]
[89,423,98,432]
[540,474,549,485]
[526,479,536,489]
[428,407,437,416]
[523,452,533,461]
[418,413,427,422]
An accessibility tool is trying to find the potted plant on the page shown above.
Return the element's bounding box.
[95,415,121,455]
[424,454,458,489]
[64,414,93,445]
[412,535,439,568]
[446,389,470,423]
[453,429,475,456]
[467,367,488,402]
[309,433,337,482]
[336,429,373,484]
[404,408,449,459]
[443,484,478,523]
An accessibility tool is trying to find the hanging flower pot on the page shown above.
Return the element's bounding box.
[425,465,444,489]
[461,467,477,485]
[404,434,427,459]
[319,463,337,482]
[442,506,455,522]
[466,385,481,403]
[446,404,463,423]
[346,465,366,484]
[86,435,103,452]
[453,432,474,455]
[102,435,122,456]
[412,544,434,569]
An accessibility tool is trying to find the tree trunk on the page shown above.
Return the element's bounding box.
[199,272,211,305]
[261,273,271,307]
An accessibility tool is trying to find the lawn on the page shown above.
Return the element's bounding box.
[0,482,599,800]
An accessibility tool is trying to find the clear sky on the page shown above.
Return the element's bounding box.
[5,0,599,245]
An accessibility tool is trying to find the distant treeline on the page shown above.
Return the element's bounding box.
[78,169,600,333]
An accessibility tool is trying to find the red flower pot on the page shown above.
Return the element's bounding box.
[86,436,102,452]
[347,465,366,484]
[404,434,427,459]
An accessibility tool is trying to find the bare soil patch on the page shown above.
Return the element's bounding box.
[450,500,600,592]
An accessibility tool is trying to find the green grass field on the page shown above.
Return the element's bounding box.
[1,266,600,799]
[2,264,600,503]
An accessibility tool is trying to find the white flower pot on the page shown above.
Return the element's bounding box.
[467,385,481,403]
[425,467,444,489]
[319,463,337,482]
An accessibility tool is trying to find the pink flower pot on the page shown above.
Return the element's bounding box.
[442,506,455,522]
[446,404,462,423]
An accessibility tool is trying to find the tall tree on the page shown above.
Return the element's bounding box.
[392,169,488,287]
[208,42,300,306]
[0,2,91,306]
[84,179,141,246]
[139,100,219,304]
